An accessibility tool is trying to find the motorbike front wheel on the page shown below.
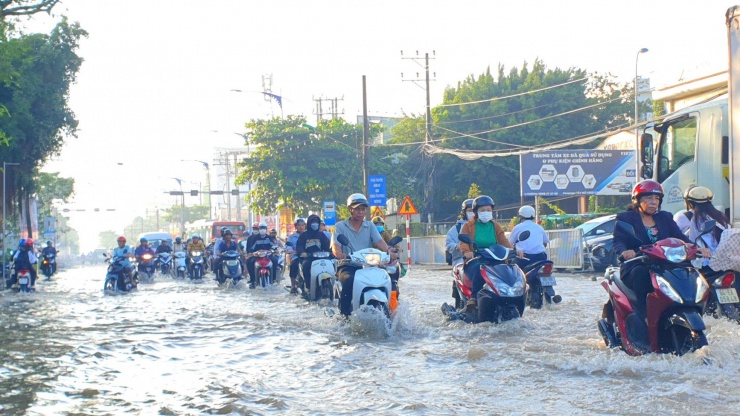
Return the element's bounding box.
[321,279,333,300]
[665,326,708,356]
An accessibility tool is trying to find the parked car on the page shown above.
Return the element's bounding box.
[576,214,617,272]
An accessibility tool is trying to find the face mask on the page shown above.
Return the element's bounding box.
[310,223,319,231]
[376,225,384,233]
[466,212,475,220]
[478,211,493,223]
[259,229,267,236]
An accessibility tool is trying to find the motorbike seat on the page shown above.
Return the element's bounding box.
[521,260,552,273]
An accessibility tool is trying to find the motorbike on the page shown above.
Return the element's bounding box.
[174,251,187,279]
[137,252,156,283]
[299,251,336,302]
[598,220,713,356]
[216,250,244,287]
[442,232,530,324]
[41,252,56,279]
[523,259,561,309]
[188,249,205,280]
[13,267,33,293]
[252,247,278,288]
[335,234,403,318]
[157,252,172,276]
[701,269,740,322]
[103,255,137,293]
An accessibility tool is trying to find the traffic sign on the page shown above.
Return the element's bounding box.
[323,200,336,226]
[368,175,387,206]
[371,206,384,219]
[398,196,418,215]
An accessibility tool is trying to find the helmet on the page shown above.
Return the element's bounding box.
[372,216,384,225]
[346,193,369,208]
[223,229,233,237]
[25,238,34,247]
[632,180,664,203]
[220,226,228,235]
[294,218,306,225]
[140,237,148,243]
[319,219,325,225]
[461,198,474,211]
[259,222,268,229]
[19,239,26,247]
[251,222,259,229]
[242,230,249,236]
[472,195,495,213]
[518,205,535,219]
[175,237,182,243]
[192,234,200,240]
[684,185,713,204]
[117,236,126,243]
[270,228,277,233]
[46,240,52,245]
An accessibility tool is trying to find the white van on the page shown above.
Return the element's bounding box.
[137,232,173,249]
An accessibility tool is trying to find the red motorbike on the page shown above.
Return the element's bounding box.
[598,220,714,356]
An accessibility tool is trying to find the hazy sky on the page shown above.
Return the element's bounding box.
[23,0,733,251]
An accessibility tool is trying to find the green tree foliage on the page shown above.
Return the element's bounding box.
[0,0,60,18]
[162,205,209,224]
[36,172,74,219]
[98,230,119,249]
[467,183,481,198]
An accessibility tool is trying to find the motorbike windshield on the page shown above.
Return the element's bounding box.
[480,245,509,261]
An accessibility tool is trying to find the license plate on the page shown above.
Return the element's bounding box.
[226,260,238,266]
[539,276,557,286]
[19,277,29,285]
[716,288,740,304]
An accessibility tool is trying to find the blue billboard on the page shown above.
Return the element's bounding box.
[520,150,636,197]
[368,175,387,206]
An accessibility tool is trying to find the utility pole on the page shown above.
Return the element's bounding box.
[362,76,369,219]
[233,153,241,221]
[402,50,436,222]
[312,95,344,125]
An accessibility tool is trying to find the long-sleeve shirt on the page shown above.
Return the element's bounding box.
[445,219,467,265]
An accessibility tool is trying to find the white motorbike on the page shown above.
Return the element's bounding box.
[302,251,336,302]
[336,234,403,318]
[174,251,187,278]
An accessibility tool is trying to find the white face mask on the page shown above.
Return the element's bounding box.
[259,229,267,236]
[478,211,493,223]
[466,212,475,220]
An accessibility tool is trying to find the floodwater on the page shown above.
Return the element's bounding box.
[1,264,740,415]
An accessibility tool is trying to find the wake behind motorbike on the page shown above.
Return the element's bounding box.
[41,253,56,279]
[442,232,529,324]
[335,234,403,319]
[103,254,137,293]
[598,220,712,356]
[137,252,156,283]
[157,252,172,276]
[216,250,244,287]
[298,251,336,302]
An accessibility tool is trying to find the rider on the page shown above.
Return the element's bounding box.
[459,195,514,313]
[134,238,156,271]
[331,193,395,317]
[212,226,228,265]
[673,185,729,257]
[186,234,207,275]
[11,238,38,289]
[509,205,549,269]
[245,223,279,288]
[214,229,242,281]
[614,180,711,308]
[296,214,332,294]
[287,218,306,293]
[172,236,187,253]
[446,198,473,267]
[320,220,332,240]
[41,240,59,275]
[156,239,172,254]
[111,236,135,290]
[270,229,285,248]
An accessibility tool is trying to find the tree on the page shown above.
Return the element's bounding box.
[467,183,481,198]
[162,205,209,224]
[98,230,119,249]
[36,172,74,219]
[0,0,60,18]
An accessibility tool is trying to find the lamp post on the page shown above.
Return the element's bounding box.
[172,177,185,237]
[181,159,211,219]
[635,47,649,177]
[3,162,19,284]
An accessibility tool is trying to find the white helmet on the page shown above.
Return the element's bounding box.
[259,222,268,229]
[346,193,369,208]
[518,205,535,219]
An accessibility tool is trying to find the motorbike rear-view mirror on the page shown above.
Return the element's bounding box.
[518,230,530,242]
[458,234,473,245]
[337,234,350,246]
[388,236,403,247]
[615,220,642,246]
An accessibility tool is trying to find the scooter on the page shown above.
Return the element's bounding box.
[103,255,137,293]
[335,234,403,318]
[442,232,529,324]
[188,249,205,280]
[216,250,244,287]
[137,252,156,283]
[174,251,187,279]
[523,259,561,309]
[252,248,277,288]
[299,251,336,302]
[14,268,33,293]
[598,220,712,356]
[157,252,172,276]
[41,253,56,280]
[701,269,740,322]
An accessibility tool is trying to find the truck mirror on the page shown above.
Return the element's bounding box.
[640,133,653,164]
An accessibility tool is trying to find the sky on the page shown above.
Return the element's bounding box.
[17,0,735,251]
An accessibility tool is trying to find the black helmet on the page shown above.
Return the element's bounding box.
[220,226,228,235]
[472,195,494,213]
[46,240,52,246]
[223,229,233,237]
[175,237,182,243]
[461,198,474,211]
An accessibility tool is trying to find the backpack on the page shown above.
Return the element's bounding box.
[445,223,464,265]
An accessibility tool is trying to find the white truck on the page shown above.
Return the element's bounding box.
[639,6,740,228]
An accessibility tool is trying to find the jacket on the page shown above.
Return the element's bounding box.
[459,218,512,257]
[613,209,690,255]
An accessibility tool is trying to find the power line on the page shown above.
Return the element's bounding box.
[434,103,550,125]
[437,77,587,108]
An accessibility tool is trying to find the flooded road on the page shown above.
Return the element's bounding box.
[1,264,740,415]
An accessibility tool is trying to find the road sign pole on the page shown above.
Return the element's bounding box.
[406,214,411,267]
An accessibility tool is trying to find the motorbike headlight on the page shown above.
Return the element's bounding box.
[662,245,687,263]
[656,276,683,304]
[363,253,381,266]
[142,254,153,260]
[490,276,525,297]
[695,276,709,303]
[191,251,202,256]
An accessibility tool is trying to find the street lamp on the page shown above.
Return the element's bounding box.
[171,177,185,238]
[181,159,211,219]
[635,47,649,178]
[3,162,20,284]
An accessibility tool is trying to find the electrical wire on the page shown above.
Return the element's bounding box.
[437,77,587,108]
